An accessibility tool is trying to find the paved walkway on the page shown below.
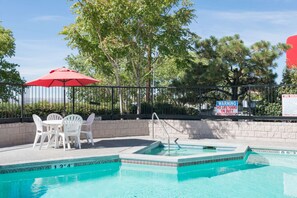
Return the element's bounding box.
[1,136,297,166]
[0,136,155,166]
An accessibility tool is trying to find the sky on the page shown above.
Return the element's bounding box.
[0,0,297,83]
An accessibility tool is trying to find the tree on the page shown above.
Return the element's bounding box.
[0,23,24,101]
[61,0,196,114]
[281,68,297,85]
[172,35,288,101]
[146,55,193,87]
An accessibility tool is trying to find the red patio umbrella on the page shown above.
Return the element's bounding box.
[25,67,101,114]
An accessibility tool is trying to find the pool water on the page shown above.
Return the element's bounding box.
[140,144,235,156]
[1,151,297,198]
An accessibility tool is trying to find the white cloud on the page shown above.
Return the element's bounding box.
[209,10,297,25]
[31,15,65,22]
[192,10,297,44]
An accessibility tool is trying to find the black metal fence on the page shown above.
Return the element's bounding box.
[1,83,297,123]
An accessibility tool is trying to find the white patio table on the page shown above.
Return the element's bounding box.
[42,120,63,149]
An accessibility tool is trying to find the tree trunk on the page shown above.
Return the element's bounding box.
[231,86,238,100]
[114,66,123,115]
[136,64,141,115]
[146,46,152,102]
[231,69,240,100]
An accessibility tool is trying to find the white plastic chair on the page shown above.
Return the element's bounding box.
[81,113,95,146]
[46,113,63,146]
[59,114,83,151]
[32,114,55,150]
[47,113,63,121]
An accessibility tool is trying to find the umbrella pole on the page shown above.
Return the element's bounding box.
[63,82,66,117]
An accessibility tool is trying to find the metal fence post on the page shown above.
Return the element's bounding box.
[198,88,202,116]
[248,85,252,117]
[138,86,141,116]
[21,85,25,122]
[151,86,154,115]
[111,87,114,119]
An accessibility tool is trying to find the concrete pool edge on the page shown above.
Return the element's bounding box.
[0,154,120,174]
[2,142,297,174]
[120,142,248,167]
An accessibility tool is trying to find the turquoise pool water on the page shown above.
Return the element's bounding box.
[140,144,235,156]
[1,151,297,197]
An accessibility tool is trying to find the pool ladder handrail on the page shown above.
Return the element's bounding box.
[152,112,171,154]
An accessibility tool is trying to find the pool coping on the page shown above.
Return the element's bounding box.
[2,141,297,174]
[120,141,248,167]
[0,154,119,174]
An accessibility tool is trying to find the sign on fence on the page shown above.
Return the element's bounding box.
[216,101,238,115]
[282,94,297,116]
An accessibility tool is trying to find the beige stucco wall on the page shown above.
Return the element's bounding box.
[151,120,297,143]
[0,122,36,147]
[0,120,150,148]
[1,119,296,147]
[91,120,150,138]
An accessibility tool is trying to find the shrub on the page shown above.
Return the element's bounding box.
[256,101,282,116]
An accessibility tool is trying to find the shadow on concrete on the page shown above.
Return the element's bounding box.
[81,138,156,149]
[176,120,236,139]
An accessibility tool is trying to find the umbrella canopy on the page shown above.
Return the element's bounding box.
[25,67,100,87]
[25,67,100,115]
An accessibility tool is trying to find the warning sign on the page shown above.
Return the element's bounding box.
[216,101,238,115]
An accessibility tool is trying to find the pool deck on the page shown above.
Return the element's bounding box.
[1,136,297,166]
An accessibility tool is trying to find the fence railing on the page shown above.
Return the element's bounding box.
[1,83,297,123]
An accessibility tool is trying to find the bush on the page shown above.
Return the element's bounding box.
[256,101,282,116]
[129,102,196,115]
[129,102,152,114]
[3,101,119,119]
[0,102,21,118]
[263,103,282,116]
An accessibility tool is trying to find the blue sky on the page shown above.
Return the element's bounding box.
[1,0,297,83]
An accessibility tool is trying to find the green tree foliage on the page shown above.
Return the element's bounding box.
[62,0,195,86]
[0,23,24,101]
[62,0,196,114]
[252,69,297,117]
[153,56,188,87]
[172,35,288,101]
[257,69,297,116]
[281,68,297,85]
[279,69,297,105]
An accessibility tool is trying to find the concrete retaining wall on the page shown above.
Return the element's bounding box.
[0,123,36,147]
[151,120,297,143]
[0,119,296,147]
[0,120,150,148]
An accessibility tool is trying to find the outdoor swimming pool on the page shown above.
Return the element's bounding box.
[139,143,236,156]
[1,151,297,197]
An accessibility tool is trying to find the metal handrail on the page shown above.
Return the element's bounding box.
[152,112,170,154]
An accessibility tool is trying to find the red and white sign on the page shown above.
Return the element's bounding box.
[216,101,238,115]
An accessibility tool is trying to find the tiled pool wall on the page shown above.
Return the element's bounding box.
[251,148,297,155]
[2,147,297,174]
[1,119,297,147]
[0,155,120,174]
[0,152,246,173]
[121,155,244,167]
